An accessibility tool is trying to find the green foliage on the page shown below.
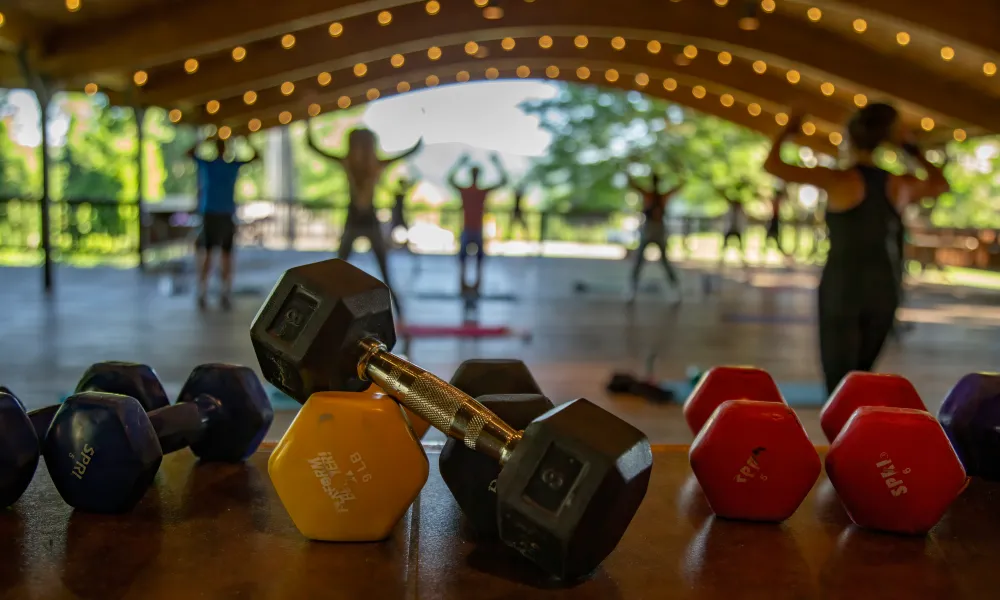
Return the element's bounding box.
[520,83,776,214]
[59,97,137,201]
[932,137,1000,227]
[147,107,199,199]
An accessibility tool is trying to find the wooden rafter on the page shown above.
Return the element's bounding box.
[214,58,840,156]
[122,0,998,132]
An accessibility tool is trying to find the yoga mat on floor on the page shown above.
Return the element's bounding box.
[573,281,668,296]
[660,380,828,407]
[268,387,301,410]
[400,324,515,337]
[412,291,518,302]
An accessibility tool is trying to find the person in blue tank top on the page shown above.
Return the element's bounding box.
[188,137,260,310]
[764,104,949,394]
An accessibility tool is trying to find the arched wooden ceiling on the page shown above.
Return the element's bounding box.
[0,0,995,148]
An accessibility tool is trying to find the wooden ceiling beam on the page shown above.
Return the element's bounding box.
[188,40,853,130]
[130,0,1000,132]
[213,58,839,156]
[817,0,1000,56]
[37,0,420,77]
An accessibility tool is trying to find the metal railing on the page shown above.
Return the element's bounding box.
[5,196,994,272]
[0,197,140,257]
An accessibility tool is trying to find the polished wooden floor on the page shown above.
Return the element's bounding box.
[6,446,998,599]
[2,250,998,444]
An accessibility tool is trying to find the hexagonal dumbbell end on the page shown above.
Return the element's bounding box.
[683,366,784,435]
[175,364,274,462]
[250,258,396,402]
[268,386,428,541]
[44,365,272,513]
[821,372,926,443]
[439,394,555,539]
[43,392,162,514]
[449,359,543,399]
[75,362,170,412]
[937,373,1000,480]
[825,407,969,535]
[690,400,820,522]
[497,399,652,581]
[0,390,40,508]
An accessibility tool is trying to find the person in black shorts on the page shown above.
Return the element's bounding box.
[188,136,260,310]
[766,183,792,259]
[764,105,949,393]
[510,183,528,238]
[390,175,417,248]
[626,169,686,302]
[715,184,748,269]
[306,119,422,318]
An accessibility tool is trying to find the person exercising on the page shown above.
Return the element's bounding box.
[716,184,748,269]
[764,104,949,394]
[390,175,417,248]
[626,169,685,301]
[188,136,260,311]
[448,153,508,293]
[510,183,528,238]
[766,183,791,258]
[306,119,422,316]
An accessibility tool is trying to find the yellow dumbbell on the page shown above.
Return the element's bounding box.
[269,385,428,541]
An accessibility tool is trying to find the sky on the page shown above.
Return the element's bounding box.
[3,80,560,157]
[363,80,558,157]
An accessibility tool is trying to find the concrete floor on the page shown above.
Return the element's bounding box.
[2,249,999,445]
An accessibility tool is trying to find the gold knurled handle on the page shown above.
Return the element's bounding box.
[357,339,521,463]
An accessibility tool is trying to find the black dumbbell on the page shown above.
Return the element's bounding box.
[449,359,543,399]
[1,362,244,509]
[441,360,553,539]
[42,364,274,513]
[0,388,63,508]
[74,362,171,412]
[441,392,555,539]
[250,259,652,581]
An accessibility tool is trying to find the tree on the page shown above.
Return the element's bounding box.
[933,137,1000,227]
[520,83,777,215]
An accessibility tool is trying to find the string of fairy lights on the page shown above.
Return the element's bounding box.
[209,61,831,148]
[2,0,989,145]
[165,32,956,146]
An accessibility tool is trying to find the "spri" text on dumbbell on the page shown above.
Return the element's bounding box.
[876,453,909,497]
[69,444,96,480]
[734,447,768,483]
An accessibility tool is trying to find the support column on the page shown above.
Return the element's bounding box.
[38,91,52,291]
[134,106,147,270]
[266,125,296,248]
[18,48,54,292]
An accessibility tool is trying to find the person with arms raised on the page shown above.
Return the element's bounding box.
[188,136,260,311]
[305,118,422,318]
[764,105,949,393]
[448,153,509,294]
[625,166,686,303]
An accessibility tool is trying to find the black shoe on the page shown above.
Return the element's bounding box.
[220,294,232,311]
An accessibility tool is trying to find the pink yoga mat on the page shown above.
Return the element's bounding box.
[400,325,513,338]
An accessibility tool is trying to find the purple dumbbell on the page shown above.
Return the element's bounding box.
[937,373,1000,480]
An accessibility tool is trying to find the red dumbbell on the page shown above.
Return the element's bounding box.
[683,366,785,435]
[690,399,821,522]
[820,372,927,442]
[826,406,969,535]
